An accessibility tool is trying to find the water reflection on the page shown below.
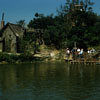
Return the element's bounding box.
[0,62,100,100]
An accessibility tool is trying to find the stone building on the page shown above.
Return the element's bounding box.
[0,23,25,53]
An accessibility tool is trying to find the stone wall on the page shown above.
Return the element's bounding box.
[2,26,17,53]
[0,41,2,52]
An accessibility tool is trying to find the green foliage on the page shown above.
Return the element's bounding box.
[18,39,40,54]
[0,53,39,63]
[65,0,94,12]
[0,53,19,63]
[18,53,34,62]
[26,0,100,51]
[16,20,26,28]
[28,14,55,29]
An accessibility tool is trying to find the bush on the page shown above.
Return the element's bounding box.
[0,53,36,63]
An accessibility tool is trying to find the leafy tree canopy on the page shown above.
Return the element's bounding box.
[26,0,100,50]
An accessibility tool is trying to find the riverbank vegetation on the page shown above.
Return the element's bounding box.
[0,53,41,64]
[1,0,100,63]
[25,0,100,51]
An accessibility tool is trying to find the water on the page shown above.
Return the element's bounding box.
[0,62,100,100]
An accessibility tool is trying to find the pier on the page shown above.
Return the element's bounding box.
[70,61,100,65]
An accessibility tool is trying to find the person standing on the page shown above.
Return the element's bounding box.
[66,48,70,60]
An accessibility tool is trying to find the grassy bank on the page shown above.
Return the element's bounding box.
[0,53,44,64]
[0,49,65,64]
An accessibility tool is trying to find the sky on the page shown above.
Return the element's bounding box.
[0,0,100,24]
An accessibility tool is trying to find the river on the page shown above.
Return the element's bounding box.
[0,62,100,100]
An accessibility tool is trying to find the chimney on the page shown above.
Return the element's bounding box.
[1,13,5,29]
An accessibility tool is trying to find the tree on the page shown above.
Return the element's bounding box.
[65,0,94,12]
[16,20,26,28]
[27,0,99,50]
[28,13,54,29]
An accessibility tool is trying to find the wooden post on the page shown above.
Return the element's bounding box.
[74,42,77,60]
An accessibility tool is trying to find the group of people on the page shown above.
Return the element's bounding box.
[87,48,96,54]
[66,48,84,60]
[66,47,96,60]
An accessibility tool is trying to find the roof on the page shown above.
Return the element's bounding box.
[0,23,25,37]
